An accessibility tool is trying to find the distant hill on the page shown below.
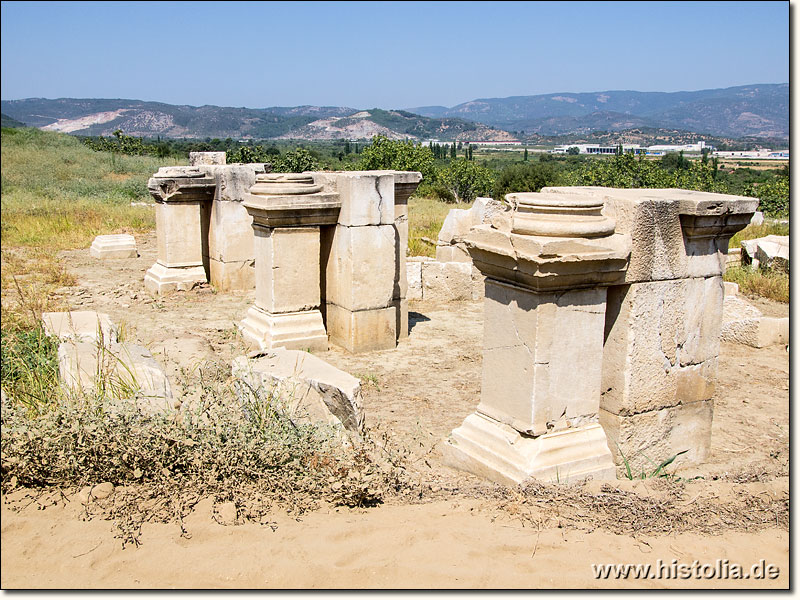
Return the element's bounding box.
[407,84,789,139]
[1,113,26,128]
[0,99,512,142]
[1,84,788,141]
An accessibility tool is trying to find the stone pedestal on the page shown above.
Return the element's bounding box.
[542,186,757,475]
[144,167,215,294]
[443,192,631,485]
[239,174,340,352]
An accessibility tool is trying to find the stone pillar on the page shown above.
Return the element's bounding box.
[323,172,399,353]
[390,171,422,340]
[541,186,757,476]
[442,192,631,485]
[239,174,340,352]
[144,167,215,294]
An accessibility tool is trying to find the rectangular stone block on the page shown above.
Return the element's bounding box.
[334,172,395,226]
[90,234,137,259]
[209,258,255,292]
[421,261,473,302]
[477,280,607,436]
[394,218,408,300]
[203,164,266,203]
[602,277,722,416]
[599,400,712,477]
[189,151,226,166]
[406,261,423,300]
[254,227,320,313]
[394,298,409,340]
[207,199,254,264]
[324,224,397,311]
[325,303,397,353]
[435,244,472,263]
[43,311,118,346]
[156,201,204,268]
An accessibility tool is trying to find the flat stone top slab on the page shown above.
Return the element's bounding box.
[542,186,759,215]
[42,311,118,345]
[245,349,360,391]
[91,233,136,246]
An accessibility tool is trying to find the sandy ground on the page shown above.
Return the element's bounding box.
[1,231,790,589]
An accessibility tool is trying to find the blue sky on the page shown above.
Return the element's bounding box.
[0,1,789,109]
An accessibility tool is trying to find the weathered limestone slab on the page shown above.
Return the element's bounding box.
[58,340,173,407]
[253,227,321,314]
[721,294,790,347]
[407,260,423,300]
[754,235,789,272]
[444,192,630,485]
[203,164,268,203]
[209,258,254,291]
[207,194,255,264]
[478,280,607,436]
[324,224,397,312]
[189,151,226,166]
[435,244,472,263]
[239,174,339,352]
[599,400,712,477]
[43,311,118,346]
[331,171,395,226]
[90,234,137,259]
[421,261,473,302]
[541,187,758,283]
[232,349,364,436]
[325,304,397,353]
[436,197,507,263]
[601,278,722,416]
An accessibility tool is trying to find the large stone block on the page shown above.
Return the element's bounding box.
[42,311,118,346]
[90,234,138,259]
[406,260,423,300]
[254,227,320,314]
[203,164,267,203]
[602,278,722,416]
[435,244,471,263]
[721,295,789,347]
[232,349,364,436]
[421,261,473,302]
[394,218,408,300]
[324,224,397,312]
[209,258,255,292]
[144,263,207,294]
[155,201,204,268]
[58,340,173,407]
[333,172,395,226]
[207,198,254,264]
[240,306,328,352]
[325,303,397,353]
[600,400,712,477]
[477,280,607,436]
[189,152,226,166]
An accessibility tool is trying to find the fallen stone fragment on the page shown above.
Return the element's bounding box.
[720,294,789,348]
[754,235,789,273]
[58,340,173,411]
[232,349,364,437]
[90,234,138,259]
[42,311,118,346]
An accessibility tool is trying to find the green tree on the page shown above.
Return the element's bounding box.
[523,147,529,161]
[566,146,580,155]
[450,143,456,159]
[440,158,495,204]
[745,175,789,217]
[494,162,558,200]
[358,135,436,182]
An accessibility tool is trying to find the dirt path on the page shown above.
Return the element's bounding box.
[1,231,789,589]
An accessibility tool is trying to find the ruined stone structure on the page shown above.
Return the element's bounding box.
[541,186,757,476]
[145,155,421,353]
[442,192,632,484]
[443,187,756,483]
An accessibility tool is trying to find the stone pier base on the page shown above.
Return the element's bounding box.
[442,414,616,486]
[144,263,207,294]
[240,306,328,352]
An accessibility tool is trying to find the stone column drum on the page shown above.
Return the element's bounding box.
[144,167,216,294]
[239,174,341,352]
[442,192,631,485]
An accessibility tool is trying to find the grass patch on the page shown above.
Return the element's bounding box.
[408,195,465,257]
[729,222,789,248]
[723,265,789,303]
[1,127,180,251]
